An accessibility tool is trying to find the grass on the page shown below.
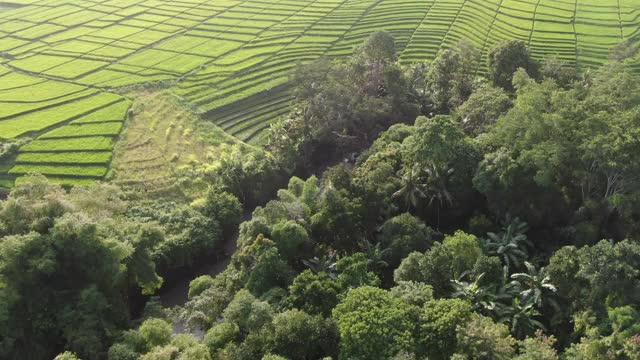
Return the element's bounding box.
[9,164,108,177]
[39,122,123,138]
[16,151,113,164]
[111,90,239,197]
[21,137,115,152]
[0,92,122,138]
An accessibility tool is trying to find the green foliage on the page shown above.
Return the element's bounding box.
[454,83,511,136]
[333,286,418,360]
[178,269,236,331]
[188,275,215,299]
[54,352,81,360]
[139,318,172,349]
[475,63,640,233]
[425,41,477,113]
[128,201,220,273]
[359,31,397,62]
[400,115,479,226]
[223,289,274,336]
[269,309,339,360]
[380,213,434,266]
[418,298,471,359]
[0,176,169,359]
[395,231,483,297]
[336,253,380,290]
[482,218,531,270]
[246,244,292,296]
[514,331,558,360]
[548,240,640,316]
[488,40,539,91]
[199,189,242,235]
[204,322,239,353]
[390,281,434,307]
[288,270,340,316]
[311,188,364,251]
[454,314,516,360]
[270,220,308,261]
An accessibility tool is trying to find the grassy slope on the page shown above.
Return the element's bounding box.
[110,91,241,199]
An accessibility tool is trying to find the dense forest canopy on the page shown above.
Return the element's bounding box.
[2,32,640,360]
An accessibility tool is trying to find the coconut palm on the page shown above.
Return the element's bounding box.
[510,261,560,312]
[392,163,427,211]
[482,217,531,270]
[423,161,455,229]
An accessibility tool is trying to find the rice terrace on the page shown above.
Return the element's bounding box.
[0,0,639,188]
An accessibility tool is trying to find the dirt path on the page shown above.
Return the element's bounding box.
[158,210,252,308]
[158,228,239,308]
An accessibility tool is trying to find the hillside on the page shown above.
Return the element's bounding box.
[0,0,639,187]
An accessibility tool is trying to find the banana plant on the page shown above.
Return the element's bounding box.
[510,261,560,312]
[482,217,532,270]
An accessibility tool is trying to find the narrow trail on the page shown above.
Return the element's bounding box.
[157,211,251,308]
[157,232,237,308]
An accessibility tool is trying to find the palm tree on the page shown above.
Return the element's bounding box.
[423,161,455,229]
[392,163,427,211]
[482,217,531,270]
[510,261,560,312]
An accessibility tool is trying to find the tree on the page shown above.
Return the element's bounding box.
[426,42,477,113]
[238,235,293,296]
[358,240,392,273]
[609,39,639,62]
[454,314,517,360]
[540,56,577,88]
[139,318,172,349]
[222,289,274,337]
[418,299,471,359]
[392,163,428,211]
[402,116,479,226]
[488,40,539,91]
[268,309,339,360]
[514,331,559,360]
[289,32,418,160]
[379,213,435,267]
[394,231,483,298]
[455,83,512,136]
[288,270,341,316]
[188,275,215,299]
[270,220,308,261]
[0,179,166,360]
[311,187,364,251]
[333,286,418,359]
[336,252,380,290]
[204,322,239,354]
[54,352,81,360]
[359,30,397,63]
[199,188,242,236]
[390,281,434,307]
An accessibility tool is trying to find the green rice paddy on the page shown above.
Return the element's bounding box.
[0,0,639,186]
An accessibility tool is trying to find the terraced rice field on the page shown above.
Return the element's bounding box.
[0,0,639,186]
